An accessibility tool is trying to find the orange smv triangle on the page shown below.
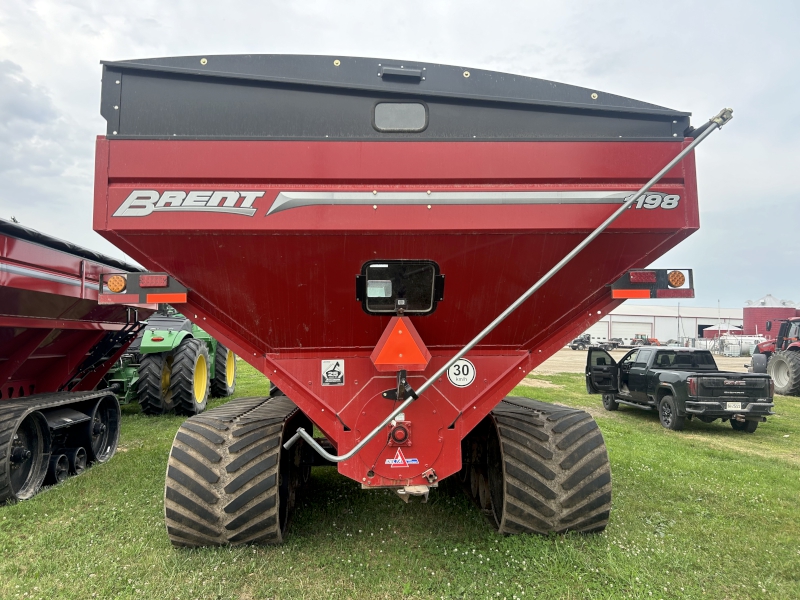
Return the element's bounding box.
[370,316,431,372]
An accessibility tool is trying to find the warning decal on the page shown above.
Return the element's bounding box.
[321,360,345,386]
[385,448,419,468]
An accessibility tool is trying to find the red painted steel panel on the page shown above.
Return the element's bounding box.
[1,230,152,396]
[95,137,700,487]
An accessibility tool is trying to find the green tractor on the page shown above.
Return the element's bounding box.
[103,310,237,415]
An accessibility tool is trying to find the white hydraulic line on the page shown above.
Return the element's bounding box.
[284,108,734,462]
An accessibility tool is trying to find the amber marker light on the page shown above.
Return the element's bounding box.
[667,270,686,288]
[106,275,127,293]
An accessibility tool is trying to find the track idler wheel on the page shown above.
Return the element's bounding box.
[462,397,612,534]
[1,412,51,502]
[163,396,312,547]
[85,396,121,463]
[45,454,69,485]
[64,447,88,475]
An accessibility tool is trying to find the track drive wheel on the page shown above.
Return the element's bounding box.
[137,352,177,415]
[86,395,121,463]
[211,344,237,398]
[767,351,800,396]
[463,397,612,535]
[171,339,211,416]
[164,396,312,547]
[0,412,51,502]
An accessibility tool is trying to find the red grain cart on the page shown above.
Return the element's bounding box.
[0,219,151,501]
[93,55,726,547]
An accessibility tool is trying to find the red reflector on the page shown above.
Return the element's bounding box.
[146,292,188,303]
[629,271,657,283]
[370,316,431,372]
[656,289,694,298]
[151,336,164,342]
[612,289,651,299]
[98,293,140,304]
[139,274,168,288]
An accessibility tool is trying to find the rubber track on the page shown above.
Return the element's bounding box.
[171,339,209,416]
[491,397,612,534]
[163,395,299,547]
[210,344,235,398]
[0,390,116,503]
[137,353,169,415]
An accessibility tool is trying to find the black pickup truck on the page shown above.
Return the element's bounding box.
[585,347,774,432]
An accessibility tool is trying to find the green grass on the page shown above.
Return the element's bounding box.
[1,363,798,599]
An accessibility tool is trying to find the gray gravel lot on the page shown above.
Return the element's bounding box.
[532,348,750,374]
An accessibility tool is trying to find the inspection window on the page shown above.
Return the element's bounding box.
[373,102,428,132]
[356,260,444,315]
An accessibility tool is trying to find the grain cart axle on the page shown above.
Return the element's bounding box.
[93,54,727,546]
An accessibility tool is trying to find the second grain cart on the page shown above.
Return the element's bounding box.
[93,54,730,547]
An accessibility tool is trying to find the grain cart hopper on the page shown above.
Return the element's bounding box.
[0,218,153,502]
[93,55,730,547]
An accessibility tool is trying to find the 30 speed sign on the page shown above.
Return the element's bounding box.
[447,359,476,387]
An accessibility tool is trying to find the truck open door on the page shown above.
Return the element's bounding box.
[586,347,619,394]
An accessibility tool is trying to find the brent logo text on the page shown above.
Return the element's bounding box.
[113,190,266,217]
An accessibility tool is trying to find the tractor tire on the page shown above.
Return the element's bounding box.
[171,339,211,416]
[137,352,177,416]
[163,396,311,547]
[211,344,236,398]
[658,395,685,431]
[462,397,612,535]
[767,351,800,396]
[601,393,619,411]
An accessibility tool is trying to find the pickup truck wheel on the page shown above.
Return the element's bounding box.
[731,419,758,433]
[658,396,685,431]
[601,393,619,411]
[577,343,586,351]
[767,351,800,396]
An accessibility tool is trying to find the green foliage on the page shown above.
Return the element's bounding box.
[0,364,798,599]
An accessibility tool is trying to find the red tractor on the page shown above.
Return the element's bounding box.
[753,318,800,396]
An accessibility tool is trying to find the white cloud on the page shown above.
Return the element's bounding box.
[1,0,798,303]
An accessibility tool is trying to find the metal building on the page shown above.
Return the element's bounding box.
[579,304,743,346]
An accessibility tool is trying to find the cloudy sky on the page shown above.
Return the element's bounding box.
[1,0,798,307]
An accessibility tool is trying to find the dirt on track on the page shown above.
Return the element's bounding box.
[532,348,751,374]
